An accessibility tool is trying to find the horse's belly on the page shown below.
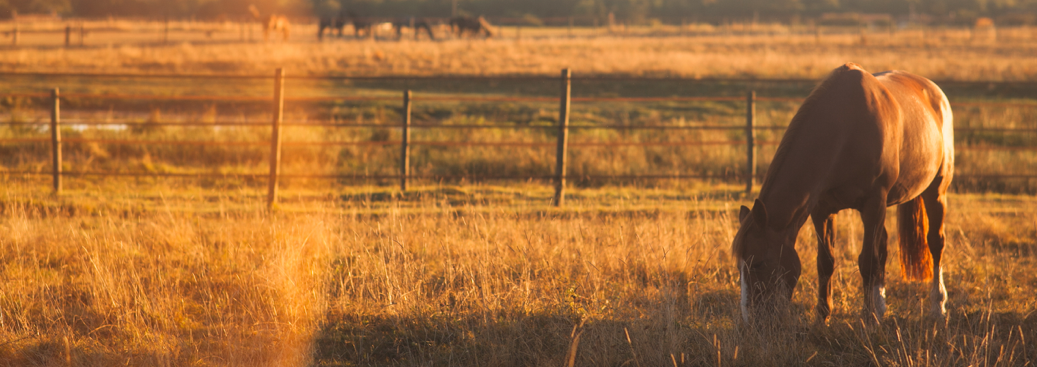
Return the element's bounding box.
[887,170,937,206]
[887,140,944,206]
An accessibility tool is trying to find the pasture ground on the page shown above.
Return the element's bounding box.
[0,183,1035,366]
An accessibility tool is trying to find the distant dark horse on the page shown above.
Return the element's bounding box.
[317,12,348,40]
[347,11,375,38]
[449,16,493,38]
[392,17,435,40]
[732,63,953,325]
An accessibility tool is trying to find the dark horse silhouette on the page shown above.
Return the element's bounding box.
[346,11,375,38]
[449,16,493,38]
[391,17,435,40]
[317,12,348,40]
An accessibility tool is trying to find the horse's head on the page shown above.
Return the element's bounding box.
[732,199,802,323]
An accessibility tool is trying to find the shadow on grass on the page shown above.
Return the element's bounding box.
[310,279,825,367]
[311,284,1037,367]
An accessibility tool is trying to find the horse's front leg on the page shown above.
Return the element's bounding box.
[858,194,890,324]
[811,206,838,324]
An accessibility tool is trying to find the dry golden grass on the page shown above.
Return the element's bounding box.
[0,184,1034,366]
[3,21,1037,80]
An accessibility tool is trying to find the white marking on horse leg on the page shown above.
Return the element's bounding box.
[930,268,947,317]
[871,284,887,321]
[739,260,749,324]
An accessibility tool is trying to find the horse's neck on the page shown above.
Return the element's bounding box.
[758,163,822,234]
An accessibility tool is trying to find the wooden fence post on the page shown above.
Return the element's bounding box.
[745,90,756,196]
[267,68,285,210]
[553,68,572,207]
[11,24,17,46]
[401,90,411,192]
[51,88,61,194]
[65,26,71,47]
[164,17,170,44]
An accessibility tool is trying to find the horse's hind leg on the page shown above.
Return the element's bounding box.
[858,192,890,323]
[811,205,838,323]
[922,180,950,318]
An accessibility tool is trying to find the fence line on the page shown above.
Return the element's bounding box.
[266,68,285,210]
[4,138,1034,150]
[7,71,1037,87]
[50,88,61,193]
[2,170,1024,182]
[2,69,1037,208]
[9,118,1037,133]
[6,91,1037,108]
[401,90,412,191]
[745,90,755,195]
[554,68,572,206]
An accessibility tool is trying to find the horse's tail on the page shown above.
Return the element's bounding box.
[897,196,933,281]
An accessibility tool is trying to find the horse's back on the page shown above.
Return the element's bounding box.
[761,63,951,210]
[810,64,950,203]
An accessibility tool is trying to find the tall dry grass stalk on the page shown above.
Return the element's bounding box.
[0,187,1034,366]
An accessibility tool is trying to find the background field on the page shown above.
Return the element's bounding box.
[1,23,1036,366]
[1,20,1037,80]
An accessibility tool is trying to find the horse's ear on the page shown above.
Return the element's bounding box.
[751,199,768,227]
[739,205,751,222]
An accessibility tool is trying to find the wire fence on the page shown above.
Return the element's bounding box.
[1,70,1035,207]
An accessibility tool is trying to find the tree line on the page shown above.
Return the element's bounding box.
[3,0,1036,25]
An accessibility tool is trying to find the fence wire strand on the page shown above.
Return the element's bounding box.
[3,74,1037,182]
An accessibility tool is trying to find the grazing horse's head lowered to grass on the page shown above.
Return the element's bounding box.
[731,63,954,325]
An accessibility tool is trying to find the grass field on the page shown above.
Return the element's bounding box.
[1,23,1036,366]
[2,20,1037,80]
[0,187,1035,366]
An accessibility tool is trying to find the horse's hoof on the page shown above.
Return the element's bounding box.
[926,310,949,326]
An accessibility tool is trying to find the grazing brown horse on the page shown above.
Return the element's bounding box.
[450,16,494,38]
[731,63,953,324]
[347,11,375,39]
[248,5,290,41]
[318,13,348,40]
[392,18,436,40]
